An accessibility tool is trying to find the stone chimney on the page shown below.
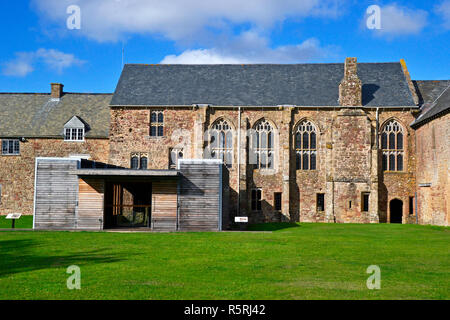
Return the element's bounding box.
[51,83,64,99]
[339,58,362,106]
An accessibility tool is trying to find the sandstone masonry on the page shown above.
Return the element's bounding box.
[0,58,448,226]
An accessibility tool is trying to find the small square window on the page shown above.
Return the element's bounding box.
[2,139,20,155]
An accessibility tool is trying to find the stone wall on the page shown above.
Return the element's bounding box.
[108,106,418,224]
[377,110,417,224]
[0,105,421,224]
[415,113,450,226]
[0,138,109,215]
[109,107,197,169]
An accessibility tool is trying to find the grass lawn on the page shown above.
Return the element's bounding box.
[0,223,448,300]
[0,215,33,229]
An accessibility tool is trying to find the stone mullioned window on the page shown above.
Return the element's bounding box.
[251,119,274,169]
[295,120,317,170]
[381,119,404,171]
[209,118,233,168]
[150,110,164,137]
[130,152,149,170]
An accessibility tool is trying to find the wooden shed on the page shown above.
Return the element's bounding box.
[33,157,229,231]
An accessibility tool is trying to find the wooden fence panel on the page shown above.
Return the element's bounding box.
[152,180,177,231]
[34,159,78,230]
[78,178,104,230]
[178,162,222,231]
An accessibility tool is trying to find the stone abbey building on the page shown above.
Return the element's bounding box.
[0,58,449,228]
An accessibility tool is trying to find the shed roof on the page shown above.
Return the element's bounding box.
[72,169,179,177]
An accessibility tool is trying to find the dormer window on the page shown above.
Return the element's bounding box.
[65,128,84,141]
[64,116,86,142]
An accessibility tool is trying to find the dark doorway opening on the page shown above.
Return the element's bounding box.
[104,181,152,229]
[390,199,403,224]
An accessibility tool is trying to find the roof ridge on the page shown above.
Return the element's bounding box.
[124,62,401,66]
[429,83,450,106]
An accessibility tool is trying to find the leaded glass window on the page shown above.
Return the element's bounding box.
[381,120,404,171]
[251,119,274,169]
[295,120,317,170]
[209,119,233,168]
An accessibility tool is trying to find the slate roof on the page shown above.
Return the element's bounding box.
[111,63,417,107]
[411,80,450,128]
[0,93,112,138]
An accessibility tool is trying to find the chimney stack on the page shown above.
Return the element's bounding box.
[339,57,362,106]
[51,83,64,99]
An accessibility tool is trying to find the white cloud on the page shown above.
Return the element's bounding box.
[2,49,85,77]
[365,4,428,36]
[435,0,450,29]
[35,48,85,73]
[162,50,243,64]
[161,31,335,64]
[2,52,35,77]
[32,0,343,42]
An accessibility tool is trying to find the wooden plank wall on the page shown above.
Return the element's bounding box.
[178,163,222,231]
[78,178,105,230]
[152,180,177,231]
[221,166,230,230]
[34,159,79,230]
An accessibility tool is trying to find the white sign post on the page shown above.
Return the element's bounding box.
[5,213,22,229]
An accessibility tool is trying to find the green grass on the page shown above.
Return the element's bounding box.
[0,223,448,300]
[0,215,33,229]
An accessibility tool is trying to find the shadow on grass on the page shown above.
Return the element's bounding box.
[247,222,301,231]
[0,239,123,277]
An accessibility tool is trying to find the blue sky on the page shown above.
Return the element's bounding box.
[0,0,449,93]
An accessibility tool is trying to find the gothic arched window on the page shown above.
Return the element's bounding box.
[295,120,317,170]
[130,155,139,169]
[140,156,148,170]
[381,120,404,171]
[251,119,274,169]
[130,153,148,170]
[209,119,233,168]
